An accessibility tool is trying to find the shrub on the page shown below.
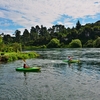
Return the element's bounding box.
[69,39,82,48]
[93,37,100,47]
[0,51,39,62]
[0,55,9,62]
[47,38,60,48]
[1,52,5,55]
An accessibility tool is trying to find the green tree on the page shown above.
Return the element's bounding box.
[15,30,21,43]
[71,28,78,39]
[93,37,100,47]
[22,29,30,44]
[83,40,93,47]
[30,26,38,41]
[12,43,22,52]
[40,25,48,36]
[69,39,82,48]
[0,36,3,43]
[39,25,50,45]
[0,36,3,51]
[3,34,13,44]
[47,38,60,48]
[76,20,81,30]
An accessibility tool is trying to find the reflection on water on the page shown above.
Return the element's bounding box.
[0,48,100,100]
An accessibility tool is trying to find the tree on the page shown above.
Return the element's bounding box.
[76,20,81,30]
[83,40,93,47]
[0,36,3,43]
[12,43,22,52]
[0,36,3,51]
[15,30,21,43]
[93,37,100,47]
[30,26,38,41]
[71,28,78,39]
[40,25,48,36]
[47,38,60,48]
[3,34,13,44]
[35,25,40,33]
[69,39,82,48]
[22,29,30,44]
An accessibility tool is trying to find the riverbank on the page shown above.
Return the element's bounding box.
[0,51,39,63]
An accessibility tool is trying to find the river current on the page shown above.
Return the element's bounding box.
[0,48,100,100]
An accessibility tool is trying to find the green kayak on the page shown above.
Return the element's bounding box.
[63,60,80,63]
[16,67,41,72]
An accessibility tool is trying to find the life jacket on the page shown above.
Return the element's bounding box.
[23,64,26,68]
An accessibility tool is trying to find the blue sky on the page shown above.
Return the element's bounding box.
[0,0,100,36]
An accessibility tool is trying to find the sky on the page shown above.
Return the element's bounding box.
[0,0,100,36]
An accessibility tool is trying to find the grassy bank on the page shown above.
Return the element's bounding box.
[0,51,39,63]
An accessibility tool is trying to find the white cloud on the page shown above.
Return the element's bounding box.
[0,0,100,34]
[0,29,14,36]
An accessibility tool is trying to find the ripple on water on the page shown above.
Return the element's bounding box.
[0,48,100,100]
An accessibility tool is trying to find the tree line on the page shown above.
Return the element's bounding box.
[0,20,100,52]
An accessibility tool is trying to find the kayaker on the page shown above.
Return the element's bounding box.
[68,56,72,67]
[68,56,72,61]
[23,63,29,68]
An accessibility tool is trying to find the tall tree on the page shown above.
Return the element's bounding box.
[3,34,13,44]
[15,30,21,43]
[22,29,30,44]
[30,26,38,41]
[76,20,81,30]
[40,25,47,36]
[35,25,40,34]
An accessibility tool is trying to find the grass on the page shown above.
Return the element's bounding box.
[0,51,39,62]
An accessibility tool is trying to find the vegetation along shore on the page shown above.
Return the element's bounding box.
[0,20,100,62]
[0,52,39,63]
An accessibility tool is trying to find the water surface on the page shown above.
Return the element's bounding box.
[0,48,100,100]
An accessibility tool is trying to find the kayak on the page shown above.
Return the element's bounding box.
[16,67,41,72]
[63,60,80,63]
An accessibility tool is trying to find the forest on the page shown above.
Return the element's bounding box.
[0,20,100,52]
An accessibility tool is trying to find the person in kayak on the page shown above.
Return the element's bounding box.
[68,56,72,67]
[68,56,72,61]
[23,63,29,68]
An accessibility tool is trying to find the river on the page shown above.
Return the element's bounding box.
[0,48,100,100]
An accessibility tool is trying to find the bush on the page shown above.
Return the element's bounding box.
[0,51,39,62]
[69,39,82,48]
[7,55,18,62]
[83,40,93,47]
[0,55,9,62]
[93,37,100,47]
[47,38,60,48]
[1,52,5,55]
